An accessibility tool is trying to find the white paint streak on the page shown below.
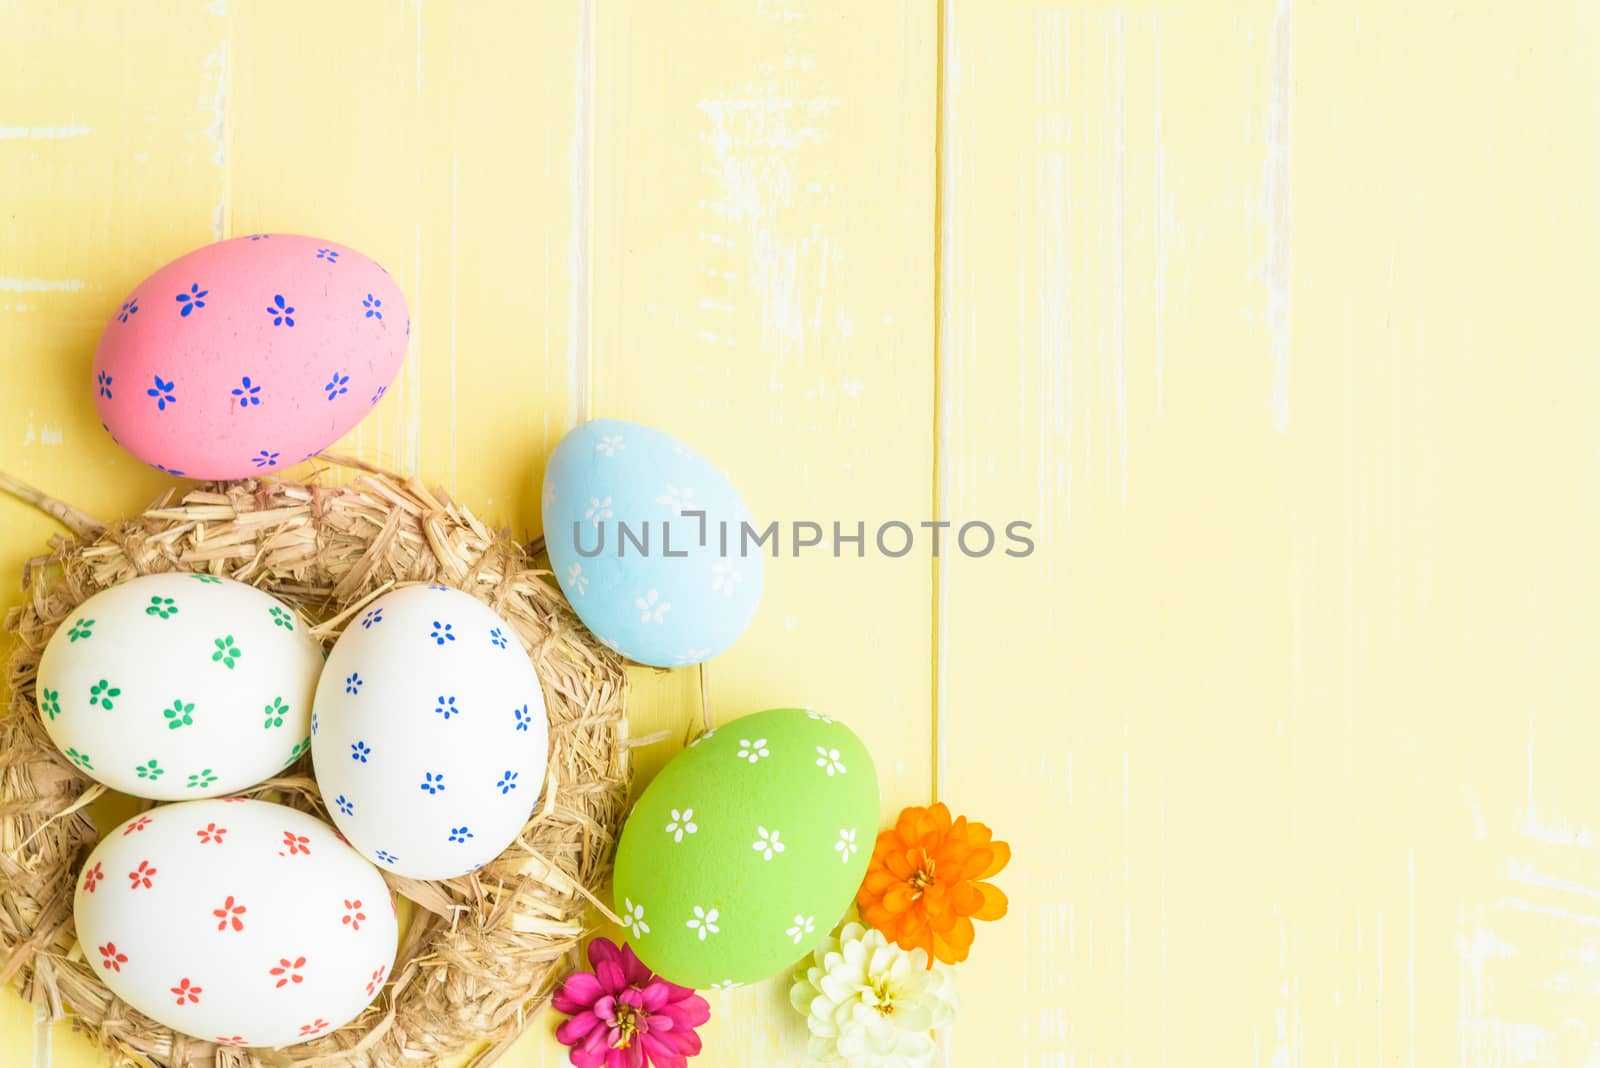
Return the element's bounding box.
[0,123,90,140]
[1110,14,1128,504]
[0,277,84,293]
[203,14,230,240]
[1152,14,1169,419]
[32,1002,50,1068]
[39,425,63,446]
[449,150,459,490]
[567,0,594,425]
[1263,0,1294,431]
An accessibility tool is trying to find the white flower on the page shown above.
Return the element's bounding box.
[584,496,613,525]
[542,481,557,508]
[635,589,670,623]
[816,746,847,777]
[688,727,716,748]
[672,647,712,665]
[737,738,769,763]
[835,828,858,863]
[656,484,696,516]
[622,898,650,938]
[595,435,625,456]
[752,826,785,860]
[710,979,742,991]
[806,709,834,724]
[786,914,816,944]
[599,634,622,653]
[686,905,720,941]
[566,562,588,596]
[711,560,742,598]
[789,922,959,1068]
[665,808,698,843]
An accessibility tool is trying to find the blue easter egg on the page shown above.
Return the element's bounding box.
[542,420,764,667]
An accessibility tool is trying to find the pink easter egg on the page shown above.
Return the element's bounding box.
[92,234,408,480]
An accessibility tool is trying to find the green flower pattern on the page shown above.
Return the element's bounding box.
[187,768,218,790]
[65,747,91,770]
[88,679,121,710]
[211,635,242,668]
[164,699,195,730]
[269,606,294,631]
[39,687,61,720]
[263,696,289,729]
[145,596,178,619]
[135,759,164,780]
[286,736,311,763]
[189,573,222,584]
[67,618,94,642]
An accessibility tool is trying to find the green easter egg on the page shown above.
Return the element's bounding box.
[612,707,879,989]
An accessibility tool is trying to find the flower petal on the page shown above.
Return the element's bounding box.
[974,879,1009,921]
[981,838,1012,878]
[595,960,627,994]
[555,1010,601,1046]
[553,971,604,1012]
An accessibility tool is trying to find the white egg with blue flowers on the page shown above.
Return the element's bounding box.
[309,584,549,881]
[541,419,764,668]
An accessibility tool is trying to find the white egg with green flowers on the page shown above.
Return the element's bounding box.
[36,572,321,798]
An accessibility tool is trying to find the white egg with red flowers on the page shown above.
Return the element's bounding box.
[73,799,397,1049]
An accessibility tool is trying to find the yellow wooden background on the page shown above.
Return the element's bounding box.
[5,1,1600,1064]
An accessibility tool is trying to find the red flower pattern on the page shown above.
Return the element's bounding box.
[280,831,311,856]
[171,978,202,1005]
[366,965,387,997]
[98,942,128,972]
[128,860,157,889]
[270,956,307,988]
[196,822,227,844]
[122,815,152,836]
[215,1035,248,1046]
[213,895,246,932]
[298,1019,330,1037]
[341,899,366,931]
[82,862,103,894]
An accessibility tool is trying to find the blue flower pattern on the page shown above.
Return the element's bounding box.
[96,371,112,399]
[363,294,383,319]
[232,376,261,408]
[420,772,445,794]
[316,248,339,263]
[175,283,208,317]
[336,794,354,816]
[345,672,362,695]
[267,294,295,327]
[435,696,460,720]
[448,827,474,844]
[371,385,388,405]
[351,740,371,762]
[375,849,397,864]
[325,372,349,400]
[253,450,279,468]
[361,608,383,629]
[147,375,176,410]
[490,628,508,649]
[430,621,454,644]
[249,233,271,240]
[117,298,139,323]
[514,704,531,732]
[496,771,518,795]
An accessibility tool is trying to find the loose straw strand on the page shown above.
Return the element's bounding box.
[0,471,106,538]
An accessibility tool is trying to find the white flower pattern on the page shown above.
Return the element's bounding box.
[622,898,650,938]
[595,435,625,456]
[710,979,742,991]
[815,746,847,777]
[806,710,834,724]
[636,589,671,623]
[786,914,816,945]
[566,562,588,596]
[737,738,770,763]
[711,561,742,598]
[752,826,785,861]
[542,481,557,508]
[672,647,712,665]
[584,496,613,525]
[655,484,696,516]
[688,727,717,748]
[686,905,720,941]
[665,808,698,843]
[835,828,858,863]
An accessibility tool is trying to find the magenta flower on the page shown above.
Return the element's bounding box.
[552,938,710,1068]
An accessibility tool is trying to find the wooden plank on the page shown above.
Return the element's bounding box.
[590,0,936,1061]
[939,1,1600,1063]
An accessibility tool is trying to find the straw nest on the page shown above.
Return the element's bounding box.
[0,457,631,1067]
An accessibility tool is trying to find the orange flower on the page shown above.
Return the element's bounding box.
[857,802,1009,965]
